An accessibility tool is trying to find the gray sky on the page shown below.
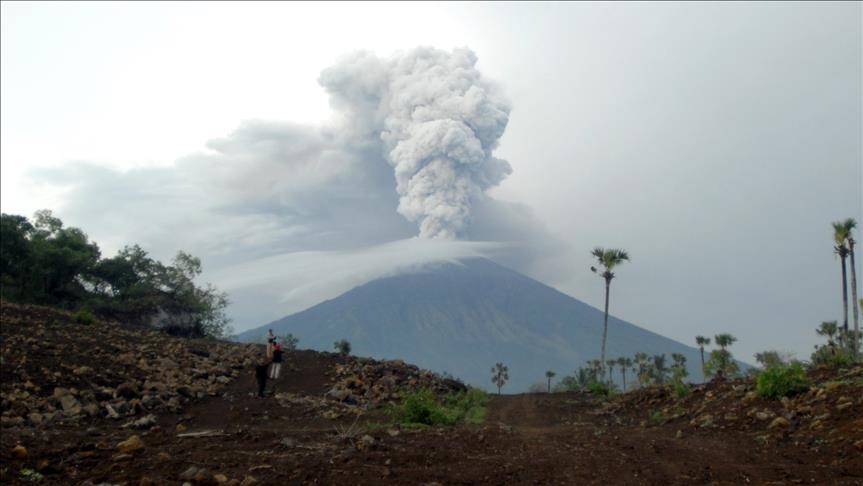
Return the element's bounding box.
[2,2,861,364]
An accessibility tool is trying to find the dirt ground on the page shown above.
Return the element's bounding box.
[2,304,862,485]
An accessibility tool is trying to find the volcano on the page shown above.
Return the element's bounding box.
[237,258,705,391]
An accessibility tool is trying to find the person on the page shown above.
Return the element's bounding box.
[270,342,283,379]
[266,329,275,360]
[254,358,269,398]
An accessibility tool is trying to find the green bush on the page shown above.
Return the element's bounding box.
[391,388,487,426]
[587,381,610,396]
[672,380,690,398]
[72,307,95,325]
[756,362,810,399]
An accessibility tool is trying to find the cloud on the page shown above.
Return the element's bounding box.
[320,47,513,238]
[30,47,561,330]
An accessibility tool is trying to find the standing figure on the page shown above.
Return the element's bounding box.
[254,358,269,398]
[266,329,275,360]
[270,342,283,379]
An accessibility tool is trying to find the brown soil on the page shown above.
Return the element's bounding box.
[2,303,862,485]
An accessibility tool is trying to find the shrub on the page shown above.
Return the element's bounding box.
[391,388,487,426]
[672,380,690,398]
[756,362,810,399]
[587,381,610,396]
[72,307,95,325]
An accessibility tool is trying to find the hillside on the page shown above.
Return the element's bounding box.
[239,258,710,391]
[1,301,861,484]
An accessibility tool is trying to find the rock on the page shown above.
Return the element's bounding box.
[105,403,120,419]
[854,439,863,452]
[112,453,134,461]
[73,366,92,376]
[139,476,156,486]
[194,468,214,484]
[1,415,25,427]
[124,414,157,429]
[836,401,855,412]
[280,438,297,448]
[326,386,351,402]
[116,382,141,399]
[116,435,145,454]
[27,412,43,425]
[723,412,737,421]
[11,444,27,458]
[755,411,774,421]
[240,476,258,486]
[59,395,82,415]
[53,387,70,399]
[675,430,683,439]
[213,473,229,484]
[176,386,194,398]
[768,417,790,430]
[82,403,99,417]
[179,466,199,481]
[357,434,375,449]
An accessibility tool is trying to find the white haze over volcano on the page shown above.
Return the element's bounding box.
[320,48,512,239]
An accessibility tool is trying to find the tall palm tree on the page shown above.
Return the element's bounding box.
[715,333,737,350]
[617,356,632,392]
[832,220,852,339]
[841,219,859,359]
[634,352,649,388]
[591,247,630,378]
[606,359,617,386]
[695,335,710,379]
[545,370,556,393]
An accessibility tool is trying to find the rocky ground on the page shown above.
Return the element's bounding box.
[2,301,862,485]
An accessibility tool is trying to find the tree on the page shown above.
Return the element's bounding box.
[706,333,739,378]
[334,339,351,355]
[833,220,853,340]
[840,219,859,360]
[651,354,668,385]
[590,247,630,378]
[491,362,509,395]
[670,353,688,381]
[634,352,650,388]
[754,350,788,369]
[545,370,556,393]
[606,359,617,385]
[695,336,711,379]
[617,357,632,392]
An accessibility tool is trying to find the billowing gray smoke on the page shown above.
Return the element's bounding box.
[319,47,512,239]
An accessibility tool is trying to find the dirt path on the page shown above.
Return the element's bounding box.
[2,343,861,485]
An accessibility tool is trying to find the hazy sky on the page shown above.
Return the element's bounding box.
[2,1,861,365]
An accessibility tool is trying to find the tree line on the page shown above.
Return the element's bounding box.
[0,210,231,338]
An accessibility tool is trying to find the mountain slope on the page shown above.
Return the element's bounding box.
[238,258,707,391]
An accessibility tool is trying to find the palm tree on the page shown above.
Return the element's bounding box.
[545,370,556,393]
[833,220,853,339]
[652,354,668,385]
[695,335,710,379]
[715,333,737,350]
[591,247,630,378]
[606,359,617,386]
[816,320,839,344]
[841,219,859,359]
[617,356,632,392]
[634,352,649,388]
[491,362,509,395]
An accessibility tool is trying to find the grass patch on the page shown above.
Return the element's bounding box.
[390,388,487,426]
[756,362,810,399]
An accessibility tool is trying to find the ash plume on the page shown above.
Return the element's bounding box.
[320,47,512,239]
